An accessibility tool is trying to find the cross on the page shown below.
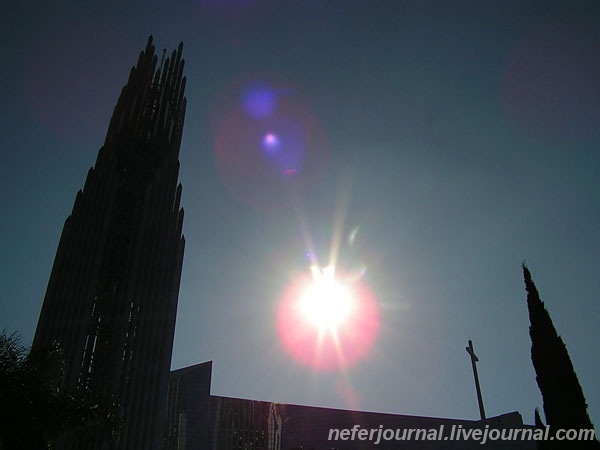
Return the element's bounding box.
[466,339,486,420]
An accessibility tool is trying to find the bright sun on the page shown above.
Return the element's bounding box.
[277,263,379,371]
[298,266,356,331]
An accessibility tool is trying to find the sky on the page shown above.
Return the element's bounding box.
[2,0,600,428]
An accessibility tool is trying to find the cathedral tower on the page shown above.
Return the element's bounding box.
[33,36,186,450]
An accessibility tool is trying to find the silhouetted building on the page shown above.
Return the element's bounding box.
[164,362,213,450]
[33,36,187,450]
[166,362,537,450]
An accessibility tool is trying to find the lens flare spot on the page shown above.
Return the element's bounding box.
[348,227,359,246]
[25,25,137,145]
[262,132,280,152]
[244,85,276,118]
[501,19,600,143]
[211,75,329,210]
[196,0,274,20]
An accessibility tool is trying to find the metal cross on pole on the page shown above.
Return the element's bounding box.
[466,339,486,420]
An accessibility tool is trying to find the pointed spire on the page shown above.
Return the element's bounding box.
[105,36,187,160]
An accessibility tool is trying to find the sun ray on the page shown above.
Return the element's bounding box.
[329,327,348,369]
[328,164,356,271]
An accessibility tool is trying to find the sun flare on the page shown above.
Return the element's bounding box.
[298,266,356,331]
[277,264,379,371]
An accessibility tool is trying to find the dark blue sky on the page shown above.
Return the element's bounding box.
[2,0,600,426]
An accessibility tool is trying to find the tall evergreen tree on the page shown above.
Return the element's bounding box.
[523,264,599,448]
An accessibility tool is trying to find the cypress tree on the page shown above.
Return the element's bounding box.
[523,264,599,448]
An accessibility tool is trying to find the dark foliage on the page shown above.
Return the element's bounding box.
[0,331,121,450]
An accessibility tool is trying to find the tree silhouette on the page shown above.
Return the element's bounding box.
[0,331,121,450]
[523,265,599,449]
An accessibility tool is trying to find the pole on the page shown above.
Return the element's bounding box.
[466,339,486,420]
